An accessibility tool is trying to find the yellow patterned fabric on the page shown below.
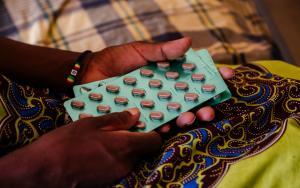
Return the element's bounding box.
[115,61,300,187]
[219,118,300,188]
[0,75,66,155]
[219,61,300,188]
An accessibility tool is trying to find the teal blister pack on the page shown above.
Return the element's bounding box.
[195,50,232,105]
[72,50,230,105]
[64,49,231,132]
[73,77,117,97]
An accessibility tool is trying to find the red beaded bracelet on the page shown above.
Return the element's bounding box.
[66,50,92,86]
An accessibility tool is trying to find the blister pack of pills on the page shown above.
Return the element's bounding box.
[64,49,231,132]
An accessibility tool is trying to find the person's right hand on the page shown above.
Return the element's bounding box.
[0,108,161,188]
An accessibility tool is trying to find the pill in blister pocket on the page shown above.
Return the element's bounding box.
[106,85,120,93]
[149,79,162,88]
[140,69,154,77]
[123,77,137,85]
[157,91,172,99]
[165,71,179,79]
[71,100,85,109]
[184,93,199,102]
[97,105,111,113]
[182,63,196,71]
[140,100,155,108]
[79,113,93,119]
[192,73,205,81]
[88,93,103,101]
[202,84,216,92]
[150,111,164,120]
[175,82,189,91]
[114,96,129,105]
[167,102,181,111]
[157,62,170,69]
[132,88,146,97]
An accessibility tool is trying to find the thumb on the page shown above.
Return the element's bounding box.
[131,37,192,61]
[102,37,192,76]
[89,107,141,131]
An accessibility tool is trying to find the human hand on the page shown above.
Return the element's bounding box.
[0,108,161,188]
[80,37,234,131]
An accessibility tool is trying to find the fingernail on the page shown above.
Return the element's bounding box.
[136,121,146,129]
[196,106,215,122]
[177,112,196,128]
[125,107,139,116]
[185,116,196,126]
[219,67,235,79]
[159,125,171,133]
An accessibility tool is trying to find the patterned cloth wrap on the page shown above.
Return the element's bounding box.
[114,63,300,187]
[0,76,66,156]
[0,0,272,64]
[0,63,299,187]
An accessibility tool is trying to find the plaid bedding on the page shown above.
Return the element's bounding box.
[0,0,272,64]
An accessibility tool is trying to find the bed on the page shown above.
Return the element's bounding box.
[0,0,273,64]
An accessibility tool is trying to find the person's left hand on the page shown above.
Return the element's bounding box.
[79,37,234,131]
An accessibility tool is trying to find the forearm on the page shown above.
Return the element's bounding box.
[0,37,80,90]
[0,146,50,187]
[0,139,71,188]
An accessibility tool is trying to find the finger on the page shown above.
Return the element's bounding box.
[218,67,235,80]
[90,107,141,131]
[176,112,196,128]
[127,131,162,155]
[131,37,192,62]
[158,124,171,134]
[196,106,215,122]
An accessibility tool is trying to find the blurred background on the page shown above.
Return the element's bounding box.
[254,0,300,66]
[0,0,299,66]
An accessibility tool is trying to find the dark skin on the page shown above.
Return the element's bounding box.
[0,37,234,187]
[0,108,161,188]
[0,37,78,89]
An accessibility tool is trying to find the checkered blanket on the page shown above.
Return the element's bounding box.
[0,0,272,64]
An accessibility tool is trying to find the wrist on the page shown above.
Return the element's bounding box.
[75,51,95,85]
[66,50,92,87]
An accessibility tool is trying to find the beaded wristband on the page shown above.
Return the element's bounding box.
[66,50,92,86]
